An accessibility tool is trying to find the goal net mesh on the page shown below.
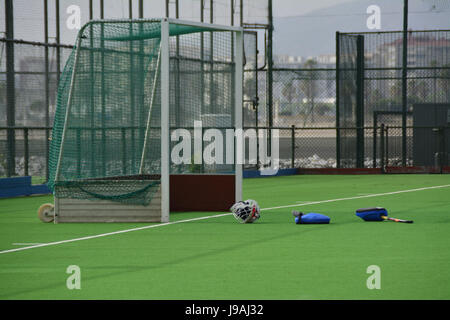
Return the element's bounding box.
[48,19,236,205]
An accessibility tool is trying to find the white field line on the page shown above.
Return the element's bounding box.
[1,184,449,255]
[12,243,45,246]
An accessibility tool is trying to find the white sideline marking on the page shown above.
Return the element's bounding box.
[262,184,450,211]
[12,243,44,246]
[1,184,449,255]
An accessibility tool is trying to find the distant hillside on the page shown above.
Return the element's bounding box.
[274,0,450,57]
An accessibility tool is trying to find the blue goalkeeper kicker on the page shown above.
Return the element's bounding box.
[355,207,388,221]
[356,207,413,223]
[292,211,330,224]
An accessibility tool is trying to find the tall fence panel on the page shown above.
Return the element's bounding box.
[0,39,73,180]
[337,29,450,168]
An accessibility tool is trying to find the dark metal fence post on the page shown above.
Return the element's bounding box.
[335,31,341,168]
[438,126,445,173]
[267,0,274,158]
[89,0,93,19]
[401,0,408,167]
[267,0,273,129]
[291,125,295,168]
[24,128,29,177]
[441,127,449,169]
[44,0,50,182]
[55,0,61,84]
[356,35,365,168]
[256,126,259,169]
[385,126,389,168]
[122,128,127,175]
[373,112,378,168]
[201,126,204,173]
[76,128,81,177]
[5,0,15,177]
[380,124,385,173]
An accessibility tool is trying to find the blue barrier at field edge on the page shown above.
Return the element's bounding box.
[0,176,51,198]
[0,170,298,199]
[243,168,298,178]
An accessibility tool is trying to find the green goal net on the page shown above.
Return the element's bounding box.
[48,19,239,206]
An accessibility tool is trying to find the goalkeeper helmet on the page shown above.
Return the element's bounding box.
[230,199,261,223]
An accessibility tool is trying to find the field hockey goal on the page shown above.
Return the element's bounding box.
[42,18,244,223]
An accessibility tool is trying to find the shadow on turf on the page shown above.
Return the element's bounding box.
[0,228,319,299]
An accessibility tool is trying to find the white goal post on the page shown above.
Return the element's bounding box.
[161,18,244,222]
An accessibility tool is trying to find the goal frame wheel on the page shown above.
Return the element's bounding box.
[38,203,55,223]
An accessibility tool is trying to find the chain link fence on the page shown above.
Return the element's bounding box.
[337,30,450,168]
[0,39,73,180]
[2,32,450,180]
[272,68,336,128]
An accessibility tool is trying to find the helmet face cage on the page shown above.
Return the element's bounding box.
[230,199,260,223]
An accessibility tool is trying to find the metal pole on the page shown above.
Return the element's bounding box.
[335,31,341,168]
[139,45,162,174]
[44,0,50,181]
[89,21,95,176]
[122,128,127,174]
[240,0,243,26]
[235,29,244,202]
[5,0,15,177]
[231,0,234,26]
[442,127,447,171]
[139,0,143,18]
[267,0,273,129]
[100,1,106,176]
[255,32,259,129]
[160,18,170,222]
[138,0,144,157]
[266,0,273,161]
[129,0,135,173]
[24,128,29,176]
[385,126,389,168]
[175,0,181,127]
[380,123,385,173]
[54,37,83,182]
[200,0,205,115]
[401,0,408,167]
[209,0,214,114]
[55,0,61,83]
[356,35,365,168]
[291,125,295,168]
[373,113,377,168]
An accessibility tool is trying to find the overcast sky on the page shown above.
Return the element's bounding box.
[273,0,356,17]
[1,0,375,41]
[1,0,449,57]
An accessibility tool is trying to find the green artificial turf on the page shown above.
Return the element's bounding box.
[0,174,449,299]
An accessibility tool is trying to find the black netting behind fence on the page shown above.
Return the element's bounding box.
[336,30,450,168]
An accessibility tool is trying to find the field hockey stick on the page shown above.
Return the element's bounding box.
[381,216,413,223]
